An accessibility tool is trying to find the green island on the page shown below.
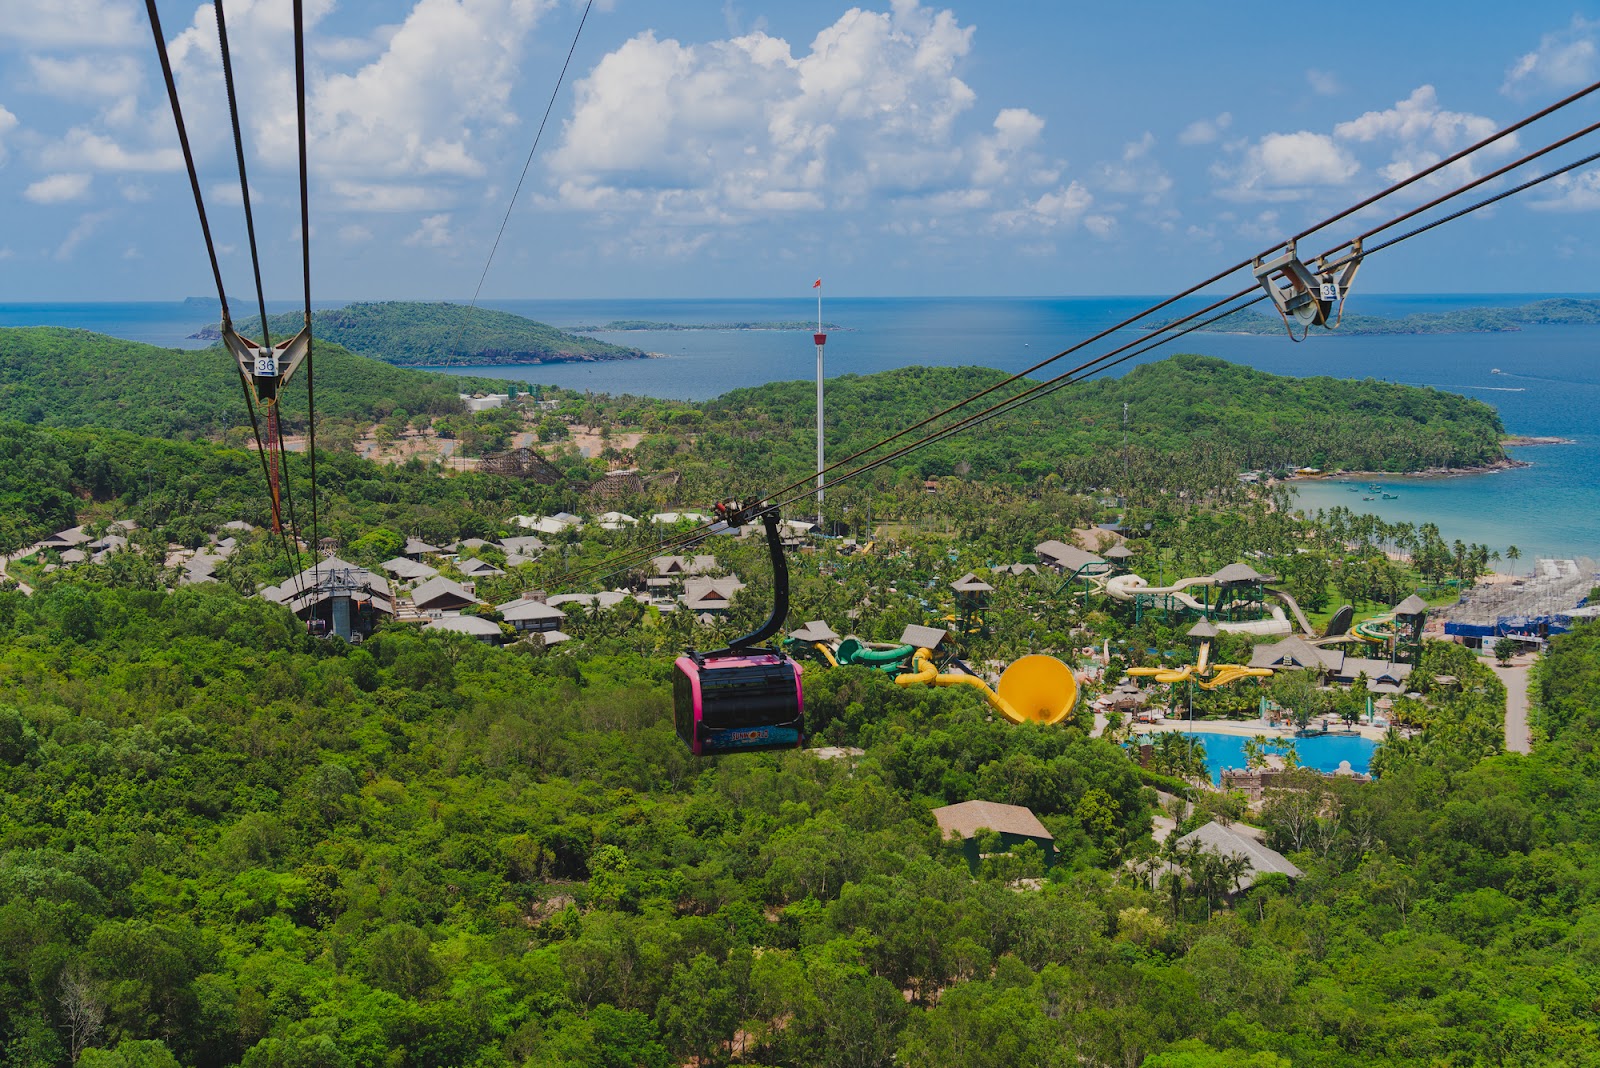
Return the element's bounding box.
[0,328,512,442]
[570,321,844,332]
[1157,296,1600,335]
[2,324,1596,1068]
[189,302,646,367]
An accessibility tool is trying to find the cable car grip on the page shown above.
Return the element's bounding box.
[696,500,790,659]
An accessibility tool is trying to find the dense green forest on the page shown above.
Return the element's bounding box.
[0,329,510,440]
[0,421,592,555]
[202,303,644,367]
[1172,296,1600,335]
[673,355,1507,493]
[1,562,1596,1067]
[3,324,1588,1066]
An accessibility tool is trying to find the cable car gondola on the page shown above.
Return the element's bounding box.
[673,503,804,755]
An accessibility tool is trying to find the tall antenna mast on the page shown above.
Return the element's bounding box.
[813,278,826,530]
[1122,401,1130,503]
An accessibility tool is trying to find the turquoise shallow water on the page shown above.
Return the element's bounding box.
[1176,729,1379,785]
[2,294,1595,562]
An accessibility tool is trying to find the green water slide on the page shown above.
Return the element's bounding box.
[835,637,918,671]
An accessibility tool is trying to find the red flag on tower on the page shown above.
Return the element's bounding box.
[813,279,822,288]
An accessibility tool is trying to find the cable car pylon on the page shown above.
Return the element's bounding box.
[222,316,311,534]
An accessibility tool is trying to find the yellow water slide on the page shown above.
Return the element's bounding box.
[894,649,1078,725]
[1125,640,1273,689]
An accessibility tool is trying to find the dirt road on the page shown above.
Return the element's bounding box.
[1491,659,1533,754]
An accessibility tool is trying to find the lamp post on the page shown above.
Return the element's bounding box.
[813,279,826,531]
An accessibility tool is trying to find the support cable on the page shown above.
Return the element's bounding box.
[213,0,271,347]
[293,0,321,593]
[692,77,1600,517]
[212,0,304,593]
[145,0,304,594]
[761,143,1600,520]
[553,130,1600,590]
[453,0,594,364]
[213,0,307,592]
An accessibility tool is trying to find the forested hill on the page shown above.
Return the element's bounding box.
[690,354,1507,483]
[0,328,510,438]
[195,301,646,366]
[1167,296,1600,335]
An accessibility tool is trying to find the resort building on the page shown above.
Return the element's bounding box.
[380,557,439,585]
[424,614,504,644]
[410,576,483,615]
[933,800,1056,871]
[496,595,569,636]
[1034,540,1107,575]
[1247,637,1414,693]
[682,575,747,616]
[1174,822,1302,888]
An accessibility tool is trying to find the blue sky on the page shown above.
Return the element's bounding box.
[1,0,1598,300]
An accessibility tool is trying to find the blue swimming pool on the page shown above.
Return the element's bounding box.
[1172,730,1379,784]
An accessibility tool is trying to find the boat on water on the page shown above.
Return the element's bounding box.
[1382,493,1399,499]
[1491,368,1503,374]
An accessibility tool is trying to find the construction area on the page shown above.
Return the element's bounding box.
[1442,557,1600,644]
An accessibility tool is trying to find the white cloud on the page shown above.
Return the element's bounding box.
[167,0,552,195]
[1503,17,1598,96]
[331,180,454,212]
[1333,85,1510,185]
[0,0,141,47]
[403,213,454,247]
[1334,86,1499,149]
[1213,131,1359,201]
[1178,111,1231,146]
[119,182,152,202]
[0,104,16,164]
[41,127,182,172]
[1095,132,1172,203]
[972,108,1045,185]
[1306,69,1341,96]
[552,3,1007,222]
[1083,213,1117,238]
[29,55,143,101]
[1530,167,1600,211]
[55,211,111,259]
[25,172,94,203]
[0,247,13,260]
[338,224,374,242]
[990,181,1093,232]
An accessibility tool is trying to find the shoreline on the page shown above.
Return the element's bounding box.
[1289,457,1530,481]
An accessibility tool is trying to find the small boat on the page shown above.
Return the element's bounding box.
[1491,368,1503,374]
[1382,493,1399,500]
[1347,485,1361,492]
[1363,496,1375,501]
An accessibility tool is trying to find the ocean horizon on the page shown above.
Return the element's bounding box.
[3,295,1597,566]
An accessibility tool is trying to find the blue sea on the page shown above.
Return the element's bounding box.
[2,294,1596,563]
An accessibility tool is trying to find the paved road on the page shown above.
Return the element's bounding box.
[1491,659,1533,754]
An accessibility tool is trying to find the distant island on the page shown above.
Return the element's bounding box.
[1153,296,1600,335]
[189,300,646,367]
[569,320,845,332]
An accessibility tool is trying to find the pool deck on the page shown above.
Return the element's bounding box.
[1141,715,1390,743]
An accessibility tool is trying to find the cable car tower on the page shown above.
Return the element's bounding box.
[224,323,311,534]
